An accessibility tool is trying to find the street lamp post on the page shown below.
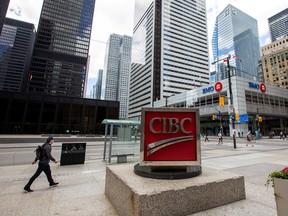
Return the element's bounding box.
[227,55,237,149]
[212,54,237,149]
[163,94,175,107]
[164,95,169,107]
[212,106,222,132]
[256,107,264,139]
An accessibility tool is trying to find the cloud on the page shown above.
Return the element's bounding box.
[9,6,21,16]
[7,0,43,28]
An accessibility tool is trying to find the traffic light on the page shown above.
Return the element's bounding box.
[258,116,262,122]
[212,115,216,120]
[219,96,225,106]
[235,113,239,121]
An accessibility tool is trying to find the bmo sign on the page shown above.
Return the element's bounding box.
[140,108,201,167]
[203,81,223,94]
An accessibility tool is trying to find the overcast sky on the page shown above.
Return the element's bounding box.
[6,0,287,94]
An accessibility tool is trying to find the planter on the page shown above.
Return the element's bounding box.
[274,178,288,216]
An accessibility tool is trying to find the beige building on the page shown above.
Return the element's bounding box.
[261,36,288,88]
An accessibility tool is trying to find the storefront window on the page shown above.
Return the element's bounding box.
[252,92,258,103]
[264,95,269,105]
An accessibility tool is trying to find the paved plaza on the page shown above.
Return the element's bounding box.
[0,136,287,215]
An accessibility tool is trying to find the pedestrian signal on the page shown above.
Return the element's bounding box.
[219,96,225,106]
[258,116,262,122]
[235,113,239,121]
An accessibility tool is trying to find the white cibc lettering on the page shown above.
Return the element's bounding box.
[180,118,192,134]
[149,117,161,134]
[169,118,179,133]
[149,117,193,134]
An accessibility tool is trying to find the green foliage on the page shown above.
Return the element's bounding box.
[265,168,288,187]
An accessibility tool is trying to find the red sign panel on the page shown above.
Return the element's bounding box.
[141,108,199,165]
[214,82,223,92]
[260,83,266,93]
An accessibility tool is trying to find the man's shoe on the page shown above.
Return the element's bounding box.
[24,187,34,192]
[50,182,59,187]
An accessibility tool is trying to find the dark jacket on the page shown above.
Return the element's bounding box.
[35,143,56,163]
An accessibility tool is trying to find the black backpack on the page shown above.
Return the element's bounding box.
[34,145,45,160]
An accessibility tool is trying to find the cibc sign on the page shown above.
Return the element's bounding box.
[140,108,201,166]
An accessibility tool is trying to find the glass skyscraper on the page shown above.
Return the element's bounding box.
[129,0,209,119]
[28,0,95,97]
[268,8,288,42]
[96,69,103,100]
[104,34,132,119]
[212,4,260,81]
[0,18,35,91]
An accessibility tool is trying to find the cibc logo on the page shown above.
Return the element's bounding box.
[149,118,192,134]
[141,108,199,165]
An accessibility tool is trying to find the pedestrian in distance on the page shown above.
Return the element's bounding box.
[246,130,254,147]
[217,131,223,145]
[24,136,59,192]
[204,133,209,142]
[279,131,283,140]
[238,131,240,138]
[241,131,244,137]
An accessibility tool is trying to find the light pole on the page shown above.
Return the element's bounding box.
[256,107,264,139]
[164,95,169,107]
[163,94,175,107]
[212,106,222,132]
[212,54,237,149]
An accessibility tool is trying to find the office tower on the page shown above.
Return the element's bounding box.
[129,0,209,119]
[90,84,96,99]
[96,69,103,99]
[0,18,35,91]
[104,34,132,119]
[268,8,288,42]
[212,4,260,81]
[84,55,91,98]
[89,69,102,100]
[261,36,288,89]
[0,0,10,35]
[28,0,95,97]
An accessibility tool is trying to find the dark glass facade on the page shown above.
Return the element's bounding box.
[0,18,35,91]
[28,0,95,97]
[0,0,10,35]
[268,8,288,42]
[0,90,119,134]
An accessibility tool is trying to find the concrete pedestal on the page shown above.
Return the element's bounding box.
[105,164,246,216]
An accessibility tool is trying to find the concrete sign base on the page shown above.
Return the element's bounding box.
[105,164,246,216]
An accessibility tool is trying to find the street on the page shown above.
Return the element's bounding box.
[0,136,287,167]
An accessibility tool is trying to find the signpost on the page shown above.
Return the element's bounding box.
[134,107,201,179]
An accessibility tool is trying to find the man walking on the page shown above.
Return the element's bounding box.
[24,136,59,192]
[217,131,223,145]
[204,133,209,142]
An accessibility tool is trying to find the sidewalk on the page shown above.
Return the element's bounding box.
[0,139,287,215]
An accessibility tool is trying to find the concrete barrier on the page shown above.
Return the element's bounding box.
[105,164,246,216]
